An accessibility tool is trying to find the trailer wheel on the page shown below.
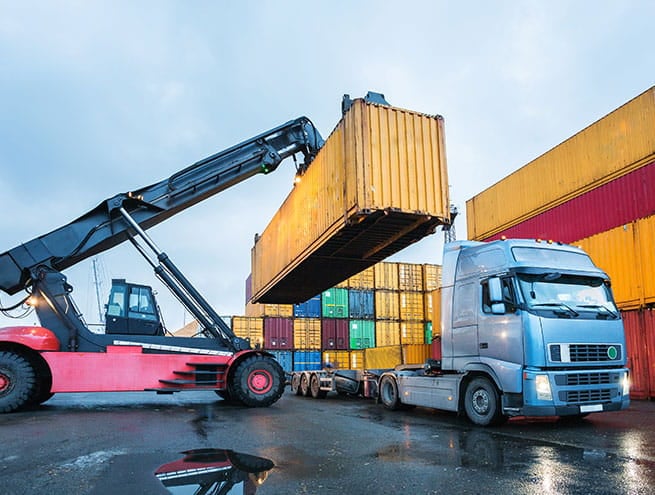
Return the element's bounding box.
[310,373,327,399]
[291,373,302,395]
[379,375,402,410]
[0,351,37,413]
[463,377,506,426]
[300,373,310,397]
[230,355,285,407]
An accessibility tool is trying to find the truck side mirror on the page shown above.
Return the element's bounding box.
[488,277,505,315]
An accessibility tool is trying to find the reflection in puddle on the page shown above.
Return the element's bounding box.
[155,448,274,494]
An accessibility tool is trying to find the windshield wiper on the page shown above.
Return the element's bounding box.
[532,302,580,317]
[576,304,619,319]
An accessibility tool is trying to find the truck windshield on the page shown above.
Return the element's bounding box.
[517,273,618,319]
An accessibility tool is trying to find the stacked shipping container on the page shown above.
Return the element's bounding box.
[233,261,441,373]
[466,85,655,398]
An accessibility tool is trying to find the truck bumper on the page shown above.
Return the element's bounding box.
[520,397,630,417]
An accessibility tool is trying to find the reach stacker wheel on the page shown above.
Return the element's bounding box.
[229,354,285,407]
[0,351,37,413]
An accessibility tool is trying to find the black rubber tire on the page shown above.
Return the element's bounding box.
[463,377,506,426]
[379,375,402,410]
[229,355,285,407]
[0,351,37,413]
[310,373,327,399]
[291,373,302,395]
[300,373,310,397]
[25,358,53,407]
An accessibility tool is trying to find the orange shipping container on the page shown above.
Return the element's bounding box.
[402,344,431,364]
[376,320,401,347]
[293,318,322,349]
[399,291,424,321]
[374,262,399,290]
[422,264,442,291]
[365,346,402,369]
[375,290,400,320]
[231,316,264,349]
[576,214,655,310]
[252,98,450,303]
[467,86,655,240]
[398,263,423,291]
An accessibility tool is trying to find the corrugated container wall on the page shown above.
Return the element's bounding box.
[376,321,401,347]
[422,264,442,291]
[263,317,293,350]
[231,316,264,349]
[245,302,293,318]
[402,344,431,364]
[268,350,293,374]
[293,318,322,350]
[467,86,655,241]
[375,262,399,290]
[293,350,322,371]
[321,318,349,350]
[322,288,349,318]
[365,346,402,369]
[375,290,400,320]
[252,98,450,303]
[576,215,655,310]
[621,310,654,399]
[398,263,423,291]
[349,289,375,319]
[347,267,375,289]
[400,322,425,345]
[399,291,424,321]
[349,320,376,349]
[293,294,322,318]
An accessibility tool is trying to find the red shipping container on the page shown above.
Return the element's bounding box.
[321,318,349,351]
[484,159,655,243]
[263,317,294,350]
[622,309,655,400]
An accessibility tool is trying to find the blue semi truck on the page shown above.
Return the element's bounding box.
[291,239,631,426]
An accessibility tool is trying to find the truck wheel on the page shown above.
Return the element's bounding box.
[0,351,37,413]
[310,373,327,399]
[300,373,310,397]
[464,377,505,426]
[229,355,285,407]
[379,375,401,410]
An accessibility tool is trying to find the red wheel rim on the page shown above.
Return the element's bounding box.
[0,372,9,393]
[248,369,273,395]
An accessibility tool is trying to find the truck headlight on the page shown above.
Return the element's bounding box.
[622,372,630,396]
[536,374,552,401]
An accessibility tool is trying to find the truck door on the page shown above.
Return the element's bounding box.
[478,276,523,369]
[451,280,479,364]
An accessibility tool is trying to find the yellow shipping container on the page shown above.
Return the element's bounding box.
[423,292,433,322]
[347,266,375,289]
[231,316,264,348]
[365,346,402,369]
[399,291,424,321]
[398,263,423,291]
[402,344,431,364]
[431,288,442,337]
[251,97,450,303]
[400,321,425,344]
[376,320,401,347]
[577,214,655,310]
[422,264,442,291]
[293,318,322,349]
[322,350,364,370]
[374,262,399,290]
[467,86,655,240]
[375,290,400,320]
[244,302,293,318]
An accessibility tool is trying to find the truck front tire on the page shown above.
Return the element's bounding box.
[463,377,506,426]
[0,351,37,413]
[230,355,285,407]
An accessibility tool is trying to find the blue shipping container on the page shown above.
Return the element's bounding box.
[294,294,322,318]
[349,289,375,319]
[269,350,293,374]
[293,350,322,371]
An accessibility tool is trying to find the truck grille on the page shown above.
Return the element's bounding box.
[549,344,622,362]
[554,372,617,386]
[559,389,613,403]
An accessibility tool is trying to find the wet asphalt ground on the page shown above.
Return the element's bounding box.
[1,389,654,494]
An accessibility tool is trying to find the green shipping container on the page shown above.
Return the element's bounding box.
[322,288,349,318]
[425,322,433,344]
[349,320,376,349]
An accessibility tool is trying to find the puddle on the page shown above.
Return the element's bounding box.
[155,448,274,494]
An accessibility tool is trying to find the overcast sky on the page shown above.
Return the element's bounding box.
[1,1,653,330]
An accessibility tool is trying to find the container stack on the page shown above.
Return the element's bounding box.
[233,262,441,374]
[466,85,655,399]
